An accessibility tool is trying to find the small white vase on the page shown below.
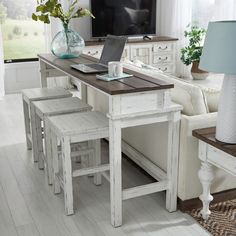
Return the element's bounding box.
[216,74,236,144]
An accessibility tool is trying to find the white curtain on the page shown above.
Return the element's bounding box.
[193,0,236,24]
[0,25,4,97]
[157,0,193,78]
[212,0,236,20]
[158,0,236,78]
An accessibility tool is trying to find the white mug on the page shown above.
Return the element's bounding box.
[108,61,123,77]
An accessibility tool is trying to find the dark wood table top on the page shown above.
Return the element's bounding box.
[192,127,236,157]
[85,36,178,46]
[38,53,174,95]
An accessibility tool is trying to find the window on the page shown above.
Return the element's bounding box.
[1,0,46,62]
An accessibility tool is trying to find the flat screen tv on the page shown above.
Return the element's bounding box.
[91,0,156,38]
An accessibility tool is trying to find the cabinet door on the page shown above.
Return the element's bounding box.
[121,46,130,61]
[130,44,152,64]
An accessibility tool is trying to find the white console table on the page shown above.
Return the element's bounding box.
[193,127,236,220]
[38,53,182,227]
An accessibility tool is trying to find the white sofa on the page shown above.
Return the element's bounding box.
[86,62,236,202]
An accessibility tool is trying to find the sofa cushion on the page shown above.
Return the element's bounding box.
[123,61,208,116]
[201,87,220,112]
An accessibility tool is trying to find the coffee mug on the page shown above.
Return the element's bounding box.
[108,61,123,77]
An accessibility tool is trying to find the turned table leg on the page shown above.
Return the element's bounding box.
[198,161,214,220]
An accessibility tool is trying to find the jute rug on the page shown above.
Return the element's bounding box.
[188,199,236,236]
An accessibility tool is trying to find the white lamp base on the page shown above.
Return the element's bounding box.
[216,74,236,144]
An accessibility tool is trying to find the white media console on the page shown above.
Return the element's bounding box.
[83,36,178,75]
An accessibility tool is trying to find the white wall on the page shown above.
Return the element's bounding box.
[71,0,91,40]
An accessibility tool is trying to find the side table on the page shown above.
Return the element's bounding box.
[193,127,236,220]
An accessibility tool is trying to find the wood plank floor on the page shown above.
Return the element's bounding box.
[0,94,210,236]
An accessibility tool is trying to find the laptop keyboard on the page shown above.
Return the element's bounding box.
[87,64,107,70]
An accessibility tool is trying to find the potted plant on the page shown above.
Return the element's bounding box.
[180,25,209,80]
[32,0,94,59]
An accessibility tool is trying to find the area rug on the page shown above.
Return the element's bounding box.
[187,199,236,236]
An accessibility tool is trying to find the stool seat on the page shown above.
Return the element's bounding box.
[33,97,92,117]
[22,87,72,152]
[31,97,92,184]
[22,87,72,103]
[48,111,109,138]
[48,111,109,215]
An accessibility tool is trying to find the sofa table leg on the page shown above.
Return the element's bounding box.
[166,115,180,212]
[109,119,122,227]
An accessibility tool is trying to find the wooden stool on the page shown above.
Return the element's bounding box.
[48,111,109,215]
[32,97,92,184]
[22,87,72,153]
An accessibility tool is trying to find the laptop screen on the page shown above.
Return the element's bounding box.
[99,35,127,65]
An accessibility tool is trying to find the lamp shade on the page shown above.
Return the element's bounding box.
[199,21,236,74]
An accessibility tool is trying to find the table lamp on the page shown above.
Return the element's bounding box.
[199,21,236,144]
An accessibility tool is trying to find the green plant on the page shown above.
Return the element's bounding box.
[32,0,94,25]
[180,25,206,66]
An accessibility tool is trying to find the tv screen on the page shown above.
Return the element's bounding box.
[91,0,156,38]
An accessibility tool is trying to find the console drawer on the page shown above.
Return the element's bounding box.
[153,64,174,74]
[153,54,173,64]
[83,46,103,58]
[153,43,174,53]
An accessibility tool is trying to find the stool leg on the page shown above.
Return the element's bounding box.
[88,141,94,177]
[93,139,102,186]
[44,119,53,185]
[22,98,32,150]
[52,132,61,194]
[30,104,39,162]
[36,115,44,170]
[62,137,74,215]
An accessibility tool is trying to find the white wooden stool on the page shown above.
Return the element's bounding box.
[22,87,72,153]
[32,97,92,184]
[48,111,109,215]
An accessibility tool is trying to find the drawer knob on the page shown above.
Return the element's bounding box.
[90,51,99,56]
[159,67,168,72]
[158,56,168,61]
[158,46,168,50]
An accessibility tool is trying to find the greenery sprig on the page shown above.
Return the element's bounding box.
[180,25,206,66]
[32,0,94,25]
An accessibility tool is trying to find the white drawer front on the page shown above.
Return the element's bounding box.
[153,43,173,53]
[83,46,103,58]
[154,64,174,74]
[153,54,173,64]
[208,146,236,176]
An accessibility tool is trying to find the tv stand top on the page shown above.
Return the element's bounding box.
[85,36,178,46]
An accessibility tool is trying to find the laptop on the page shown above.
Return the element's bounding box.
[71,35,127,73]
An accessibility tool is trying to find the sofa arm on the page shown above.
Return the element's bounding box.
[181,112,217,136]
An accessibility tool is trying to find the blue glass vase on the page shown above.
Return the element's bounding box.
[51,23,85,59]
